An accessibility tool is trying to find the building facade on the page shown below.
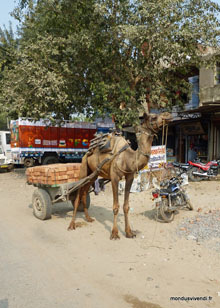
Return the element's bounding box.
[166,64,220,163]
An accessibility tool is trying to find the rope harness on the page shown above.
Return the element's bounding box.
[135,125,158,158]
[162,119,169,147]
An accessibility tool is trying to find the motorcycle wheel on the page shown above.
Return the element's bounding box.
[159,198,174,223]
[188,167,203,182]
[186,201,193,211]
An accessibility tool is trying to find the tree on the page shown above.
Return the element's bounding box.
[0,0,220,125]
[0,22,18,78]
[0,23,18,126]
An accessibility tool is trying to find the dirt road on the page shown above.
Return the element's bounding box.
[0,170,220,308]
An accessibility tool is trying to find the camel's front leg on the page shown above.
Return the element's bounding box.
[110,176,120,240]
[124,174,136,238]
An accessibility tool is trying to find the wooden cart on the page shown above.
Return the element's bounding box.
[30,178,92,220]
[27,143,128,220]
[27,158,111,220]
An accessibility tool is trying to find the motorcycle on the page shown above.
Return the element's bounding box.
[172,161,191,175]
[152,172,193,222]
[188,159,220,182]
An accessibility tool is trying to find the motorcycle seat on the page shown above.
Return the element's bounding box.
[160,188,173,195]
[173,162,189,168]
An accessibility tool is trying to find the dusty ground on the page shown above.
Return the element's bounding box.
[0,169,220,308]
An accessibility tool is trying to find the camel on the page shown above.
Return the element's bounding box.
[68,112,172,239]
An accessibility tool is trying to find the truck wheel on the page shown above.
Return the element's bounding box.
[24,157,35,168]
[42,156,59,165]
[32,189,52,220]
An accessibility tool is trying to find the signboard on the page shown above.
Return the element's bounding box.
[181,121,204,135]
[143,145,167,171]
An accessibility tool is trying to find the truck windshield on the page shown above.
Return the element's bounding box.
[6,133,11,144]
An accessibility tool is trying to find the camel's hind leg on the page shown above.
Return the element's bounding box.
[124,174,136,238]
[110,175,120,240]
[81,182,96,223]
[68,154,89,230]
[68,188,84,230]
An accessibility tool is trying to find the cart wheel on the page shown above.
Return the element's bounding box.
[32,189,52,220]
[77,194,90,212]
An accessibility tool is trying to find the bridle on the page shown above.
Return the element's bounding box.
[135,123,158,157]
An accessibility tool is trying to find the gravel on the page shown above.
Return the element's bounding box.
[176,209,220,251]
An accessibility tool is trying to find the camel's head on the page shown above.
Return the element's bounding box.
[142,112,172,133]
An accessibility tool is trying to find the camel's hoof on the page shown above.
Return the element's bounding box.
[126,231,136,238]
[110,232,120,240]
[86,217,95,223]
[67,223,75,231]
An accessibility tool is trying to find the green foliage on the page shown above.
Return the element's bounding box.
[0,111,8,130]
[0,0,220,125]
[0,23,18,76]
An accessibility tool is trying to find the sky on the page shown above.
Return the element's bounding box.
[0,0,19,32]
[0,0,220,33]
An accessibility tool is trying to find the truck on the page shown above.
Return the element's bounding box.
[0,131,13,171]
[0,145,13,171]
[10,118,97,167]
[0,130,12,160]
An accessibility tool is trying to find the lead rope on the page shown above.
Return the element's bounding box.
[162,119,165,146]
[136,150,139,174]
[160,120,166,183]
[147,120,166,249]
[145,120,169,250]
[162,119,168,147]
[165,124,168,148]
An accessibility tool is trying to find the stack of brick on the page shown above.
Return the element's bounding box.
[26,163,81,185]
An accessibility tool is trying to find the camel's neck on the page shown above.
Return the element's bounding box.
[114,127,156,174]
[134,131,154,171]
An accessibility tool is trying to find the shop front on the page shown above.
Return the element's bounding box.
[209,116,220,160]
[181,121,209,162]
[167,118,209,163]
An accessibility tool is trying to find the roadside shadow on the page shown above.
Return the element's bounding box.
[52,201,74,218]
[90,204,124,235]
[140,208,179,223]
[29,200,125,235]
[140,208,159,221]
[12,168,26,179]
[0,299,8,308]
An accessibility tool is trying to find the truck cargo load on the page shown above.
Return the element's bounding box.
[10,119,96,167]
